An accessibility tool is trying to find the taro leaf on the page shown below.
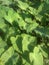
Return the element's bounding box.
[29,47,43,65]
[16,0,29,10]
[0,37,6,56]
[37,3,44,13]
[28,7,38,16]
[0,18,7,32]
[10,35,23,54]
[0,46,14,64]
[4,9,15,24]
[25,20,38,32]
[25,18,33,24]
[21,34,37,52]
[16,18,26,30]
[5,52,19,65]
[38,44,48,58]
[0,37,7,48]
[0,5,6,18]
[35,14,43,21]
[0,0,12,5]
[35,26,49,38]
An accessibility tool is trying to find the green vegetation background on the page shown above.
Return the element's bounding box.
[0,0,49,65]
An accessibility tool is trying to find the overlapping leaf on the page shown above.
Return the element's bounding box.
[0,0,49,65]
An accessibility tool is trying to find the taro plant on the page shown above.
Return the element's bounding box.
[0,0,49,65]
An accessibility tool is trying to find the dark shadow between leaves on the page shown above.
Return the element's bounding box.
[28,43,35,52]
[0,29,6,40]
[16,36,23,52]
[22,51,30,64]
[30,0,41,9]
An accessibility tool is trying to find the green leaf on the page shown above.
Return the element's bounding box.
[0,37,7,48]
[4,9,15,24]
[26,20,38,32]
[29,47,43,65]
[35,26,49,38]
[0,0,12,5]
[22,34,37,52]
[28,7,38,15]
[38,44,48,58]
[10,36,22,53]
[16,0,29,10]
[0,48,5,56]
[0,46,14,64]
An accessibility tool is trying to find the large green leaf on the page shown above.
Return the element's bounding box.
[29,47,43,65]
[0,46,14,64]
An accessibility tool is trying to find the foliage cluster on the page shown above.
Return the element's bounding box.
[0,0,49,65]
